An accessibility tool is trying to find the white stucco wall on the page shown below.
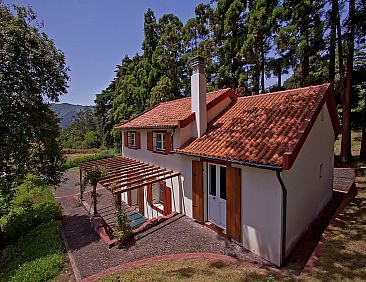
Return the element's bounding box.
[281,103,335,256]
[235,165,282,266]
[122,129,194,218]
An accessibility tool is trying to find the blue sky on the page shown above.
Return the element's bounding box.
[5,0,210,105]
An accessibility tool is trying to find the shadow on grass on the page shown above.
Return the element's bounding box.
[304,190,366,281]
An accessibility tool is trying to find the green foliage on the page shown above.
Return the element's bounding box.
[81,166,107,190]
[61,150,117,171]
[111,185,131,248]
[0,221,64,282]
[0,2,69,187]
[0,174,61,241]
[61,108,103,149]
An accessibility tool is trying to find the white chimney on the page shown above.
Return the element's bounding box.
[190,56,207,137]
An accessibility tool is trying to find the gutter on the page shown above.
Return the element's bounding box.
[174,151,281,171]
[276,169,287,267]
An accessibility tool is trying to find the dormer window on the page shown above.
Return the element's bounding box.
[155,132,165,152]
[128,132,136,148]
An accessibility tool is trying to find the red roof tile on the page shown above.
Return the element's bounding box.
[116,88,233,129]
[176,84,340,168]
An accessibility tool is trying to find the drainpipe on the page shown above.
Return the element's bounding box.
[276,169,287,267]
[170,128,176,152]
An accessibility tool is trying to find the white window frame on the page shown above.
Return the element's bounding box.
[128,131,136,148]
[154,132,165,152]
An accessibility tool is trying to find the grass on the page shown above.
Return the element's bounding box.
[334,131,365,168]
[99,189,366,282]
[61,149,117,171]
[0,221,65,282]
[303,188,366,282]
[101,259,291,282]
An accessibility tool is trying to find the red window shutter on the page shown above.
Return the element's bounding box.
[136,132,141,149]
[163,184,172,215]
[165,133,171,154]
[147,132,153,151]
[147,184,153,203]
[124,132,128,147]
[127,190,132,206]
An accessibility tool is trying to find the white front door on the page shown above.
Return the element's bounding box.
[208,164,226,229]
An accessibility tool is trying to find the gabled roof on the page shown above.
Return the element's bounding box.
[176,83,341,170]
[115,88,236,129]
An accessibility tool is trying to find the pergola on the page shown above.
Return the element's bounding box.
[79,156,181,218]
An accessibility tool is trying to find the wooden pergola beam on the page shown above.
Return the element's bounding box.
[113,172,181,194]
[100,162,145,174]
[79,156,126,168]
[99,165,159,185]
[106,169,174,190]
[80,158,136,170]
[97,163,151,182]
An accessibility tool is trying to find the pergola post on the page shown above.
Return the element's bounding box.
[79,167,83,201]
[92,181,98,217]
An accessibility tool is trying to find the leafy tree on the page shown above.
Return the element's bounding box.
[61,108,102,149]
[0,2,69,186]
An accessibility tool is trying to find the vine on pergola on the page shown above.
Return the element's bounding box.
[81,166,107,218]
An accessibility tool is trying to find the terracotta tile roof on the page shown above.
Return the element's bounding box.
[116,88,233,129]
[176,84,339,168]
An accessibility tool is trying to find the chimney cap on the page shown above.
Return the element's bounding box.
[189,56,205,67]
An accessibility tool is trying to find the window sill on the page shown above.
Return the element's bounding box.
[153,149,167,155]
[128,146,138,150]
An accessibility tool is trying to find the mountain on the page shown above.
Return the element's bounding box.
[50,103,95,128]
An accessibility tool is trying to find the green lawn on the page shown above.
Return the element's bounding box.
[0,221,65,282]
[101,259,292,282]
[303,188,366,282]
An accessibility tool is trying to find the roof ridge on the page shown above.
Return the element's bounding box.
[157,88,233,106]
[237,83,330,100]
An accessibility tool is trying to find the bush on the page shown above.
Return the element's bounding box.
[0,221,64,282]
[0,175,61,241]
[60,150,117,171]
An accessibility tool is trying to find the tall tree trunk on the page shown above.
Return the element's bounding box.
[360,94,366,159]
[261,44,265,93]
[329,0,337,85]
[253,66,260,94]
[301,31,310,87]
[340,0,355,163]
[337,0,345,104]
[277,63,282,89]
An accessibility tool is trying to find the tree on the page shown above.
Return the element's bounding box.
[340,0,356,163]
[0,2,69,186]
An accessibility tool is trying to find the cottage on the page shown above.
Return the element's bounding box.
[113,56,341,266]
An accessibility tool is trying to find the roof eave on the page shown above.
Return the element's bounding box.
[174,150,282,171]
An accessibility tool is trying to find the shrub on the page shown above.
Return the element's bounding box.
[0,221,64,282]
[0,175,61,241]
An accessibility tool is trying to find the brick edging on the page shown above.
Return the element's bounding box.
[81,253,240,282]
[300,183,358,276]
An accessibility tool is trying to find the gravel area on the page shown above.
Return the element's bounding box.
[54,167,356,279]
[55,169,270,279]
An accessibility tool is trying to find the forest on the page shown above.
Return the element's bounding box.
[95,0,366,164]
